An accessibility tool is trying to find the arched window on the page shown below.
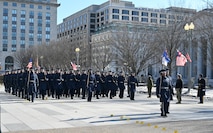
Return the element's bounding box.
[5,56,14,70]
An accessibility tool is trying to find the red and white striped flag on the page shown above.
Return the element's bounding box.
[70,62,77,70]
[186,53,192,62]
[27,58,33,68]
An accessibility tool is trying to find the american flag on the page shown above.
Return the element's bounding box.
[70,62,77,70]
[27,58,33,68]
[176,50,187,66]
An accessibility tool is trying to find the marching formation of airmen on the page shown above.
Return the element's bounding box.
[3,67,206,117]
[3,67,138,103]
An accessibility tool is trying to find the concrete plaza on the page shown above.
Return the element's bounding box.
[1,85,213,133]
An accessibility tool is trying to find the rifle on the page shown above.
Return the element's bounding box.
[86,71,90,89]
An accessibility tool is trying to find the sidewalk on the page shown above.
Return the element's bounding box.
[1,85,213,133]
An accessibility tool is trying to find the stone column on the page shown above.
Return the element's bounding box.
[197,38,202,78]
[206,40,212,78]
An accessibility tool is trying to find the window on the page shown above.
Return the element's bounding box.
[112,9,119,13]
[90,19,95,23]
[29,33,34,38]
[151,13,157,17]
[30,4,34,8]
[112,15,119,19]
[122,16,129,20]
[38,12,42,19]
[3,8,8,14]
[160,14,166,18]
[3,44,8,51]
[38,5,42,9]
[29,41,34,45]
[132,11,139,16]
[46,12,50,20]
[12,45,17,52]
[12,40,17,45]
[46,6,50,10]
[3,2,8,6]
[21,4,25,7]
[12,3,17,7]
[12,9,17,14]
[5,56,14,70]
[90,13,95,17]
[12,24,16,30]
[169,15,175,19]
[132,17,139,21]
[46,27,50,31]
[20,25,25,29]
[177,16,183,20]
[160,20,166,24]
[142,18,148,22]
[151,19,157,23]
[142,12,148,16]
[3,15,8,21]
[20,40,25,48]
[169,20,175,24]
[101,17,104,21]
[122,10,129,14]
[21,10,26,15]
[12,17,17,21]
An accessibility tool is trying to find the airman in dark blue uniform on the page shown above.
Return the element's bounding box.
[95,71,101,99]
[49,69,55,98]
[66,70,76,99]
[81,70,87,99]
[128,72,138,100]
[106,71,114,99]
[156,69,172,117]
[75,70,81,97]
[118,72,125,98]
[87,69,96,102]
[54,69,63,99]
[100,72,106,97]
[197,74,206,104]
[38,68,47,100]
[27,68,39,102]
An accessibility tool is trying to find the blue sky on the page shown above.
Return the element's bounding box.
[57,0,207,24]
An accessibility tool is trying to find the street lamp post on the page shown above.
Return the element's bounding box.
[75,48,80,68]
[184,22,194,93]
[40,56,43,67]
[123,63,128,74]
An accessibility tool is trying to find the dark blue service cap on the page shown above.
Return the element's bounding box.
[159,69,166,73]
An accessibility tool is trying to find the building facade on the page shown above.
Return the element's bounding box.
[0,0,60,71]
[57,0,213,84]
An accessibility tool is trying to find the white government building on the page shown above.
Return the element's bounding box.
[0,0,60,71]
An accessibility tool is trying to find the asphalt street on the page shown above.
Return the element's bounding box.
[0,85,213,133]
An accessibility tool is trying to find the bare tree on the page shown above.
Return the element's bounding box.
[110,23,159,75]
[92,38,114,71]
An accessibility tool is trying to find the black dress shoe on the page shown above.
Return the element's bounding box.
[161,114,167,117]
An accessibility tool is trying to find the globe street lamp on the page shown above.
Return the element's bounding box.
[184,22,194,93]
[75,48,80,68]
